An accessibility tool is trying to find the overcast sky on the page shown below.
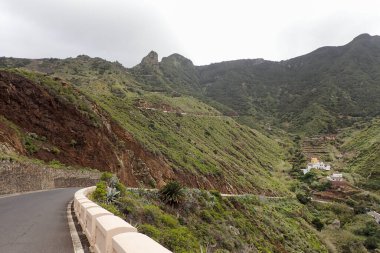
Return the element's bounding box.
[1,0,380,67]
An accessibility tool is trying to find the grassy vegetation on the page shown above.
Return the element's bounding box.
[309,201,380,253]
[87,87,290,193]
[340,119,380,192]
[92,177,328,253]
[0,66,292,194]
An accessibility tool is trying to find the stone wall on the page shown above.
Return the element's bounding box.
[0,159,101,195]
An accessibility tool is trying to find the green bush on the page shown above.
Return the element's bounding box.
[162,227,198,253]
[116,182,127,197]
[49,159,64,169]
[93,181,107,202]
[160,214,179,228]
[24,136,38,154]
[100,172,114,184]
[312,217,324,231]
[353,205,367,214]
[143,205,162,224]
[99,203,123,217]
[364,237,379,250]
[296,193,311,204]
[139,224,161,239]
[200,210,213,223]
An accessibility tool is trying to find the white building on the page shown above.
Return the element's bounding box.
[302,157,331,174]
[327,173,343,181]
[306,162,331,171]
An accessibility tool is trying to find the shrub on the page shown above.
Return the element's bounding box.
[139,224,162,239]
[162,227,198,252]
[159,181,184,206]
[49,159,64,168]
[100,172,114,184]
[301,171,317,184]
[143,205,162,224]
[160,214,179,228]
[93,181,107,202]
[312,217,324,231]
[115,182,127,197]
[296,193,311,204]
[364,237,379,250]
[51,146,60,155]
[24,136,38,154]
[200,210,213,223]
[353,205,367,214]
[99,203,123,217]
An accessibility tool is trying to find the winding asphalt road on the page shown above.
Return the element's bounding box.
[0,188,80,253]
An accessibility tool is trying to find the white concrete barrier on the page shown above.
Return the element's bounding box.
[74,187,172,253]
[112,233,171,253]
[75,198,93,217]
[79,202,98,226]
[85,207,113,245]
[74,196,87,213]
[94,215,137,253]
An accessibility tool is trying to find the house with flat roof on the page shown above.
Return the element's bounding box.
[302,157,331,174]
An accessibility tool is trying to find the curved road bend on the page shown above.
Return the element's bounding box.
[0,188,80,253]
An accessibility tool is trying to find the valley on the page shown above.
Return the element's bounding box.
[0,34,379,252]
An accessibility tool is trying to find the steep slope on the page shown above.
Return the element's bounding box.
[341,119,380,192]
[0,68,289,194]
[128,34,380,134]
[198,34,380,133]
[0,69,173,187]
[3,34,380,135]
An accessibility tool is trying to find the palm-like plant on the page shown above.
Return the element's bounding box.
[158,181,184,206]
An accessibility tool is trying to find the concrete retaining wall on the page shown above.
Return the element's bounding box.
[74,187,171,253]
[0,159,100,195]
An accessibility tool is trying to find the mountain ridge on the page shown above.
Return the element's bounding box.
[1,33,380,136]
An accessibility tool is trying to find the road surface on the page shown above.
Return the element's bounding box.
[0,188,79,253]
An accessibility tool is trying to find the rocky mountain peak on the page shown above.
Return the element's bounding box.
[160,53,194,69]
[141,51,159,66]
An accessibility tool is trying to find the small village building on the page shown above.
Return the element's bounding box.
[327,173,343,181]
[306,157,331,171]
[302,157,331,174]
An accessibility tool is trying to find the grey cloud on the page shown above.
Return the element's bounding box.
[0,0,181,66]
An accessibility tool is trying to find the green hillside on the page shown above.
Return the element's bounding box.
[3,34,380,136]
[92,180,328,253]
[341,119,380,192]
[0,67,290,194]
[129,34,380,135]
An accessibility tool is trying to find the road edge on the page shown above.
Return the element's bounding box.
[67,200,85,253]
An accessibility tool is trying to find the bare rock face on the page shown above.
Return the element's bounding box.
[140,51,159,72]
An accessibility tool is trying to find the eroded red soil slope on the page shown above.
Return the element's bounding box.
[0,70,173,187]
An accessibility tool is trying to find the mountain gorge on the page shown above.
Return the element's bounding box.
[1,34,379,193]
[1,33,380,252]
